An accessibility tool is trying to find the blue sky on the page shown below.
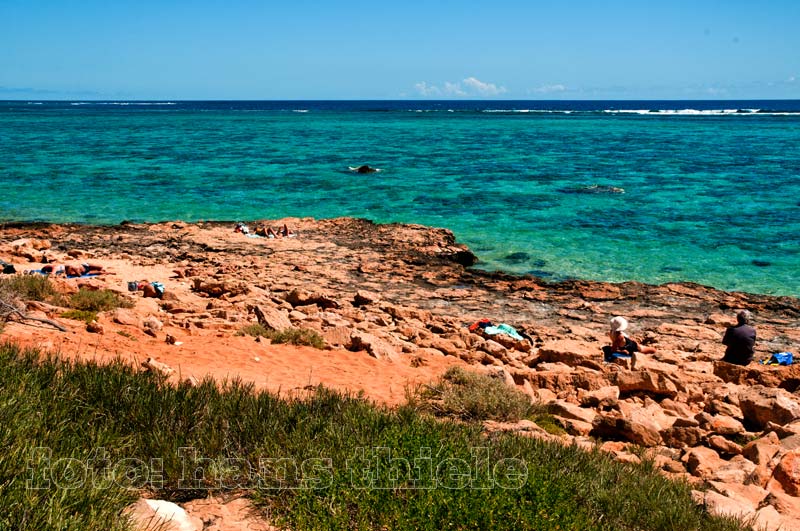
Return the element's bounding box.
[1,0,798,100]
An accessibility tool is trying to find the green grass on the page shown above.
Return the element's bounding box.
[410,366,535,422]
[237,323,272,338]
[59,310,98,324]
[0,274,60,302]
[116,330,136,341]
[238,324,325,349]
[530,411,569,436]
[67,289,134,312]
[0,342,747,531]
[0,276,133,314]
[268,327,325,348]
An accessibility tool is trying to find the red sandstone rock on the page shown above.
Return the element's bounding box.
[252,304,292,331]
[707,480,768,512]
[577,385,620,408]
[691,490,754,520]
[661,426,705,449]
[695,412,746,436]
[743,432,782,466]
[142,357,175,376]
[739,386,800,430]
[350,331,399,361]
[612,370,679,398]
[771,450,800,496]
[683,446,725,478]
[110,308,142,328]
[537,340,604,370]
[548,400,597,424]
[754,504,800,531]
[714,361,800,390]
[592,412,662,446]
[707,435,742,456]
[86,320,104,334]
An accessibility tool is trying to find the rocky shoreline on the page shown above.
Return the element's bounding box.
[2,217,800,530]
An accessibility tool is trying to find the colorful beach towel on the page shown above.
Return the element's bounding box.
[66,272,101,279]
[483,323,525,341]
[26,267,100,278]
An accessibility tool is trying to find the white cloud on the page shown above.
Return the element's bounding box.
[788,76,797,83]
[413,77,506,98]
[462,77,506,96]
[413,81,441,97]
[705,86,729,96]
[531,84,567,94]
[443,81,467,97]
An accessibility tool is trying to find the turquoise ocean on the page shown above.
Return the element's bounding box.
[1,100,799,297]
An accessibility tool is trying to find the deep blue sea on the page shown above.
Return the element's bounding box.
[1,100,799,296]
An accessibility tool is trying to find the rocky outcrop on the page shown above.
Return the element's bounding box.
[3,218,800,527]
[738,386,800,430]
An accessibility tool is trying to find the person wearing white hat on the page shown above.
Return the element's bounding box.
[604,316,655,361]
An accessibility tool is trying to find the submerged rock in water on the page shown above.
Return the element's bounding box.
[564,184,626,195]
[502,252,531,264]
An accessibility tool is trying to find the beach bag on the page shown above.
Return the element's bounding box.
[764,352,793,366]
[468,319,492,332]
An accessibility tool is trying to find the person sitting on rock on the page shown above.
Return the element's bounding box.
[721,310,757,366]
[603,316,655,361]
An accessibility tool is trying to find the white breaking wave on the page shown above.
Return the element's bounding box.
[69,102,177,106]
[603,108,767,116]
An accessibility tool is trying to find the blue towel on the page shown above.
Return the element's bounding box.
[604,352,632,362]
[482,323,525,341]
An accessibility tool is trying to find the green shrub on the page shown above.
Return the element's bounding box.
[67,288,134,312]
[0,274,59,302]
[0,342,748,531]
[237,323,271,338]
[238,324,325,349]
[411,366,534,422]
[59,310,98,324]
[269,327,325,348]
[530,410,568,435]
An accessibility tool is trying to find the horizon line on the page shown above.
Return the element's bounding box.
[3,97,800,102]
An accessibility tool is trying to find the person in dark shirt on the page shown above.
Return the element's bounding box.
[722,310,757,365]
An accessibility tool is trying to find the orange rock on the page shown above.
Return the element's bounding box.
[771,450,800,496]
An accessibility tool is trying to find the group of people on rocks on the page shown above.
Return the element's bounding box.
[603,310,757,366]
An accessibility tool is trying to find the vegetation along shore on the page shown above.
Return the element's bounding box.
[1,217,799,530]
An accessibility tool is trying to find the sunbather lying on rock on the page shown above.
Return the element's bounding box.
[255,224,293,238]
[41,263,106,277]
